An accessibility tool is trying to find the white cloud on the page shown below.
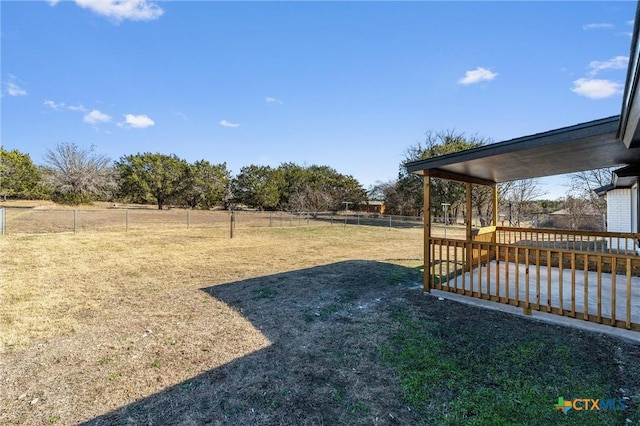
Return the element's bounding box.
[220,120,240,128]
[583,23,614,30]
[44,100,64,110]
[44,100,88,112]
[5,76,27,96]
[46,0,61,5]
[83,109,112,124]
[571,78,622,99]
[624,20,635,37]
[588,56,629,76]
[266,96,284,105]
[122,114,155,128]
[67,104,88,112]
[73,0,164,23]
[458,67,498,85]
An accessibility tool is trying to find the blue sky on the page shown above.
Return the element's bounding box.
[1,1,637,200]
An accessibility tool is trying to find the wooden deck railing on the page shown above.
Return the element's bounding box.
[496,227,639,255]
[427,227,640,331]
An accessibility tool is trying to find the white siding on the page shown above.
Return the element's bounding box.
[607,188,633,233]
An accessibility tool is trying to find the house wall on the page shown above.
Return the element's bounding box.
[359,205,382,214]
[607,188,633,232]
[359,202,385,215]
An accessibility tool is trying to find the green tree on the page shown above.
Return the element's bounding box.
[181,160,231,209]
[42,142,117,205]
[536,199,563,212]
[326,172,367,211]
[232,165,284,210]
[398,130,489,217]
[0,147,45,200]
[116,153,190,209]
[277,162,310,207]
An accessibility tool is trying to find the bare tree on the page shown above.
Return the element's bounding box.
[43,142,117,204]
[568,168,613,216]
[562,196,603,231]
[503,179,547,226]
[370,180,400,215]
[287,187,333,216]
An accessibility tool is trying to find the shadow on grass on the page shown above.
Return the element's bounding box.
[81,259,640,425]
[83,260,423,425]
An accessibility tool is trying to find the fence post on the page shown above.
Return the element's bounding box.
[0,208,4,236]
[269,212,273,227]
[357,213,360,226]
[230,210,235,238]
[73,209,77,234]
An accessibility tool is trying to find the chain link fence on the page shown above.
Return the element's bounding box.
[498,213,606,231]
[0,207,423,236]
[432,213,606,232]
[0,207,607,236]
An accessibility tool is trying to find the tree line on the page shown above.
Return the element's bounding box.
[0,143,367,211]
[1,131,609,221]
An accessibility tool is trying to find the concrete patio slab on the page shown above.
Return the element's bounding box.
[430,261,640,343]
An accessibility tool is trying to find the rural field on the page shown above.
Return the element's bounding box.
[1,223,640,425]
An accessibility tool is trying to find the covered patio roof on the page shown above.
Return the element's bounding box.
[406,115,640,185]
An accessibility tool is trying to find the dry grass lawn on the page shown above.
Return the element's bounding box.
[1,225,423,424]
[2,222,639,425]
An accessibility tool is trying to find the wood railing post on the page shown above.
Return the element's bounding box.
[423,174,432,292]
[230,210,235,238]
[466,182,473,273]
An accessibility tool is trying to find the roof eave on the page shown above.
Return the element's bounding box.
[405,116,621,183]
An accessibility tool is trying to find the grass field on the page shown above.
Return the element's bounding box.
[1,224,639,425]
